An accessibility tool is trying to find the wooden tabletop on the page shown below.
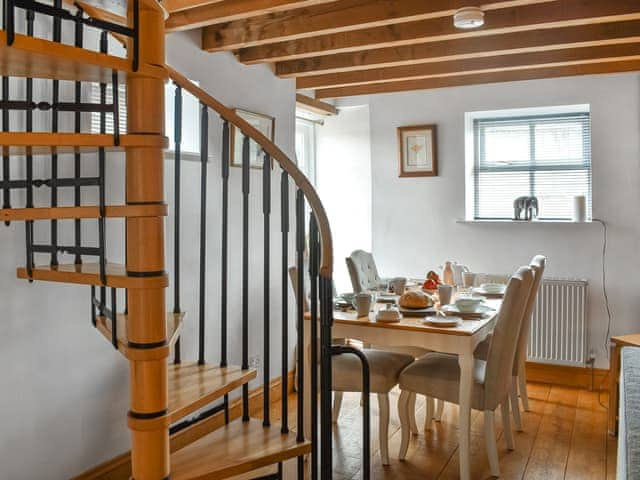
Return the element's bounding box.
[611,333,640,347]
[305,298,502,337]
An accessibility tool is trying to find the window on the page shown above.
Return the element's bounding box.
[295,117,317,185]
[467,106,592,221]
[91,81,201,157]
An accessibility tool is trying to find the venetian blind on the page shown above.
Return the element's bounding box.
[473,112,592,220]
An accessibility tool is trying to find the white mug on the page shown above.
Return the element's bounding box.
[354,293,372,317]
[438,284,453,306]
[462,272,477,288]
[390,277,407,296]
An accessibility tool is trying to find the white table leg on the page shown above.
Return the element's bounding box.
[303,322,312,441]
[458,351,473,480]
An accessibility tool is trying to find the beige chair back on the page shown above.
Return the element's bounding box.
[346,250,382,293]
[512,255,546,375]
[483,266,534,410]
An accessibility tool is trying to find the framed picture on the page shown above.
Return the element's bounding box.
[397,124,437,177]
[230,109,275,169]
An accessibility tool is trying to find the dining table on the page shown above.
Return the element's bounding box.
[303,291,502,480]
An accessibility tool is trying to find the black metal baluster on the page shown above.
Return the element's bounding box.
[309,214,320,480]
[280,171,289,434]
[1,74,9,226]
[198,102,208,365]
[24,10,34,275]
[221,120,230,423]
[319,274,333,479]
[5,0,15,45]
[98,31,108,286]
[111,287,117,348]
[262,152,271,427]
[111,70,120,145]
[73,10,84,265]
[173,83,182,364]
[91,286,97,326]
[49,0,63,266]
[132,0,139,72]
[241,134,250,422]
[295,189,306,479]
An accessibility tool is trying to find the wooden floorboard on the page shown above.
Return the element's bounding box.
[285,381,613,480]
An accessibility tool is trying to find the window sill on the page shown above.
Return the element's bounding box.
[457,219,594,225]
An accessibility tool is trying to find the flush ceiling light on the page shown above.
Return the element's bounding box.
[453,7,485,29]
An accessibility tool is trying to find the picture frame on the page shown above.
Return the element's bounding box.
[397,124,438,177]
[230,109,275,169]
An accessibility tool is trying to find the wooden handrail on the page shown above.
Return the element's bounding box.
[166,66,333,277]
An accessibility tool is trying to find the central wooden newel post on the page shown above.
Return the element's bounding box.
[125,1,170,479]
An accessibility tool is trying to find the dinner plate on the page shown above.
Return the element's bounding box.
[472,286,506,297]
[423,316,462,327]
[441,304,494,316]
[399,306,436,316]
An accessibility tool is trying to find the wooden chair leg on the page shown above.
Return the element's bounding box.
[435,399,445,422]
[424,396,435,431]
[378,393,391,465]
[518,359,530,411]
[332,391,343,423]
[398,390,412,460]
[408,392,419,435]
[484,410,501,477]
[501,398,515,451]
[509,380,523,431]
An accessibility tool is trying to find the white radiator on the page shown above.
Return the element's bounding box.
[527,278,588,367]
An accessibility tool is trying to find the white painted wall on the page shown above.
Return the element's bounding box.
[0,25,297,479]
[368,72,640,368]
[316,105,372,293]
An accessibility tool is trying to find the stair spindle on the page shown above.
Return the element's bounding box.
[1,76,9,225]
[295,189,306,479]
[110,287,117,348]
[73,11,83,265]
[98,31,108,286]
[198,101,208,365]
[241,134,250,422]
[262,152,271,427]
[221,120,230,423]
[280,170,289,434]
[173,83,182,364]
[309,213,320,480]
[49,0,63,266]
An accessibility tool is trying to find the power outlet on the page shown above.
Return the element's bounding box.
[249,355,261,370]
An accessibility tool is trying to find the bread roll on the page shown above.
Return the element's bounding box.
[399,290,432,309]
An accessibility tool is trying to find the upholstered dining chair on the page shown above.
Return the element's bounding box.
[397,266,534,477]
[346,250,388,293]
[473,255,546,430]
[288,266,414,465]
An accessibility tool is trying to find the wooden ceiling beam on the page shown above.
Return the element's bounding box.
[297,43,640,90]
[202,0,554,52]
[314,59,640,98]
[239,0,640,64]
[295,94,338,115]
[278,20,640,78]
[166,0,339,33]
[161,0,224,14]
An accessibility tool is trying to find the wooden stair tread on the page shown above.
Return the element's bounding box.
[168,364,257,424]
[0,31,165,82]
[0,132,168,155]
[16,263,168,289]
[96,312,184,354]
[171,419,310,480]
[0,204,167,221]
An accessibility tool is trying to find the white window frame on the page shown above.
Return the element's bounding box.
[464,104,592,222]
[295,117,317,186]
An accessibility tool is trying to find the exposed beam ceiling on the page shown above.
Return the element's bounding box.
[277,20,640,77]
[169,0,640,98]
[297,43,640,90]
[295,94,338,115]
[201,0,554,52]
[239,0,640,64]
[166,0,339,33]
[314,59,640,98]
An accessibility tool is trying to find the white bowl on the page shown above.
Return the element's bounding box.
[454,297,484,313]
[480,283,506,294]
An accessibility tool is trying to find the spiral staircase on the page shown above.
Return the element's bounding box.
[0,0,349,478]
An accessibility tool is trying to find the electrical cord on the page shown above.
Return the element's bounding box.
[593,218,613,410]
[593,218,613,361]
